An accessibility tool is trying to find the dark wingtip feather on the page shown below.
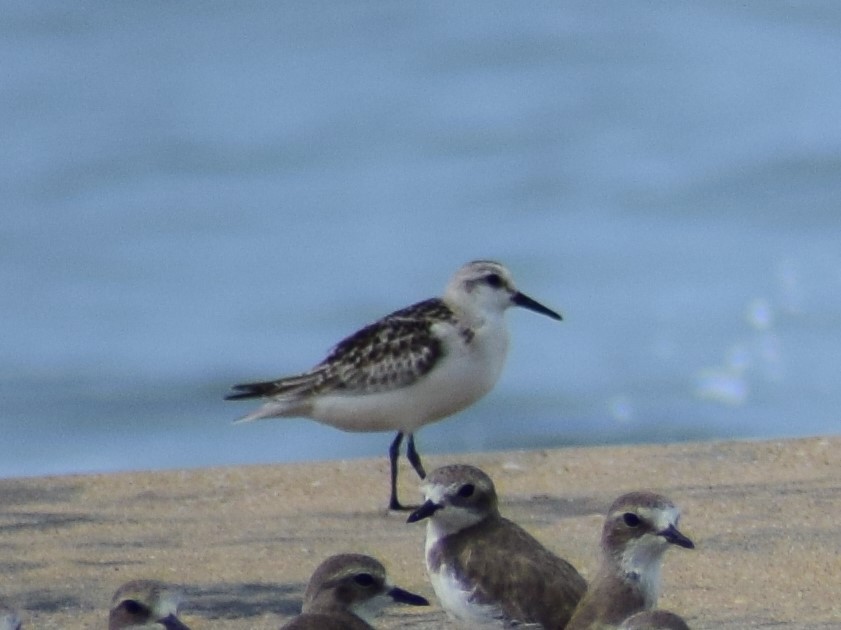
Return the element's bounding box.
[224,381,276,401]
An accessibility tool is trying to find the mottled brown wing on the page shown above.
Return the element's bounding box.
[227,299,456,401]
[314,298,454,392]
[446,518,587,628]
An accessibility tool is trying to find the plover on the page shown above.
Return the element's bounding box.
[226,260,562,510]
[566,492,694,630]
[407,464,586,627]
[280,553,429,629]
[0,601,20,630]
[108,580,190,630]
[619,609,691,629]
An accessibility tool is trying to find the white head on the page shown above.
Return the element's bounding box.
[443,261,562,322]
[302,553,428,622]
[407,464,499,538]
[601,492,694,608]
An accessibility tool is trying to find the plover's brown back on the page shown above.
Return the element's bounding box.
[408,464,586,627]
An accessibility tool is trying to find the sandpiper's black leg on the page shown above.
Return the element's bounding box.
[406,433,427,479]
[388,432,405,511]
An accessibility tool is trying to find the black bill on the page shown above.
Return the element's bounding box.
[406,499,441,523]
[388,586,430,607]
[661,523,695,549]
[511,291,562,320]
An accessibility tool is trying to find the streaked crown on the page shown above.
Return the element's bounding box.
[602,492,694,559]
[108,580,186,630]
[445,260,518,311]
[408,464,499,534]
[303,554,427,621]
[443,261,561,321]
[303,554,388,613]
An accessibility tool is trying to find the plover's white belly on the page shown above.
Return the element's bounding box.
[428,564,505,627]
[310,326,507,433]
[425,522,508,628]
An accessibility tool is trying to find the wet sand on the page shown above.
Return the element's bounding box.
[1,436,839,629]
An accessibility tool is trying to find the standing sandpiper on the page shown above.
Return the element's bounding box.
[407,464,586,627]
[280,553,429,629]
[108,580,190,630]
[566,492,694,630]
[226,260,562,510]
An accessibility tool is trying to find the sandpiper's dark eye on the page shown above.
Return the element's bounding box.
[623,512,641,527]
[457,483,475,498]
[485,273,502,289]
[354,573,375,586]
[485,273,503,287]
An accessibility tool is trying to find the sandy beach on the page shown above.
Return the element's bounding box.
[1,436,839,629]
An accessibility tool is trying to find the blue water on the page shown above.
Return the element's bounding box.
[3,2,840,479]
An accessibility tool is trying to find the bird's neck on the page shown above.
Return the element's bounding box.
[613,546,664,609]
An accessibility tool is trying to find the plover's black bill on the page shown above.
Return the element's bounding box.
[387,587,430,607]
[406,499,441,523]
[661,524,694,549]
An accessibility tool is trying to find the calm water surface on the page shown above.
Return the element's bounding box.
[2,2,840,478]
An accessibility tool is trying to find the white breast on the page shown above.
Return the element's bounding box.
[425,523,506,627]
[428,563,504,627]
[309,314,510,433]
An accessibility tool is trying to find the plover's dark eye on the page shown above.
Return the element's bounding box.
[457,483,475,498]
[121,600,145,615]
[485,273,503,288]
[354,573,375,587]
[623,512,641,527]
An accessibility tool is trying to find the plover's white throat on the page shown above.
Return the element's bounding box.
[407,464,586,628]
[280,553,429,630]
[108,580,190,630]
[226,260,562,510]
[566,492,694,630]
[619,609,691,629]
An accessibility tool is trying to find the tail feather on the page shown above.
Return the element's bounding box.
[225,370,322,401]
[225,374,315,422]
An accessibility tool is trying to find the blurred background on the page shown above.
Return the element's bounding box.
[3,2,840,478]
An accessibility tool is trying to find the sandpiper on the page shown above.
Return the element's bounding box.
[280,553,429,629]
[566,492,694,630]
[226,260,562,510]
[407,464,586,627]
[0,601,20,630]
[108,580,190,630]
[619,609,691,629]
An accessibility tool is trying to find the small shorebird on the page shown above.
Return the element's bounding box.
[226,260,562,510]
[0,601,20,630]
[280,553,429,629]
[619,609,691,629]
[566,492,694,630]
[407,464,586,627]
[108,580,190,630]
